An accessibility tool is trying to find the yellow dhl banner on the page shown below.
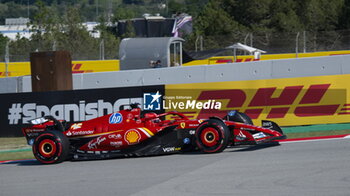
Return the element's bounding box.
[0,60,120,77]
[183,50,350,66]
[165,74,350,126]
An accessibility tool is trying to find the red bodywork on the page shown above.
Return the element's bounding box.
[23,107,286,160]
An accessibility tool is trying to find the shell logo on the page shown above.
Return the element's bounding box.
[124,129,141,145]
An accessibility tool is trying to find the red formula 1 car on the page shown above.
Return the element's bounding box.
[23,103,286,164]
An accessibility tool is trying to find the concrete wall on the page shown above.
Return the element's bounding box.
[0,77,19,93]
[1,55,350,93]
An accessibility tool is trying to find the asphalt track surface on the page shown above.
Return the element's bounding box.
[1,138,350,196]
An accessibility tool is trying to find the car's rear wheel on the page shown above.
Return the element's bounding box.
[33,130,69,164]
[195,119,231,153]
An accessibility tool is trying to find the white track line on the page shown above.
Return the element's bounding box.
[280,135,350,144]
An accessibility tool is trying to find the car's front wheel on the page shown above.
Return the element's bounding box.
[33,130,69,164]
[195,119,231,153]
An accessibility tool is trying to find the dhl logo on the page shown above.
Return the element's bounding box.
[166,75,350,126]
[0,60,117,77]
[193,84,347,120]
[0,64,95,77]
[212,58,260,64]
[0,72,11,76]
[72,63,93,74]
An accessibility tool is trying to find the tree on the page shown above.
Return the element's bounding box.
[112,6,136,39]
[195,0,243,36]
[113,7,136,22]
[269,0,303,32]
[297,0,344,32]
[56,7,99,60]
[231,0,272,32]
[168,0,186,15]
[339,0,350,29]
[189,0,245,50]
[0,34,9,61]
[96,16,120,59]
[29,0,60,51]
[184,0,210,17]
[8,36,31,62]
[122,0,145,5]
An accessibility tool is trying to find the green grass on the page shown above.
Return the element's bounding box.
[0,137,29,151]
[285,129,350,139]
[0,137,34,161]
[0,150,34,161]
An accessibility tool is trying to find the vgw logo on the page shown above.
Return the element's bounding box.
[143,91,162,110]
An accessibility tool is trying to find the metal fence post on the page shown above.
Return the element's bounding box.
[244,33,249,45]
[52,41,56,51]
[303,31,306,53]
[100,39,105,60]
[250,33,253,47]
[5,41,9,77]
[195,36,203,52]
[244,33,249,55]
[296,32,300,58]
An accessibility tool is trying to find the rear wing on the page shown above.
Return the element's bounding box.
[22,123,48,145]
[22,116,66,145]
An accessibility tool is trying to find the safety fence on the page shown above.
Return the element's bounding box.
[2,50,350,77]
[186,29,350,54]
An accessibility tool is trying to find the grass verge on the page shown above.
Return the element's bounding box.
[0,137,29,151]
[0,137,34,161]
[0,150,34,162]
[285,129,350,139]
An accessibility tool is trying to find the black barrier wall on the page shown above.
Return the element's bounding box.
[0,85,165,137]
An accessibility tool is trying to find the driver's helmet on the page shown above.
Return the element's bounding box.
[144,112,158,119]
[144,112,161,124]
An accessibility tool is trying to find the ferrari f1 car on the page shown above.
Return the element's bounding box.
[23,103,286,164]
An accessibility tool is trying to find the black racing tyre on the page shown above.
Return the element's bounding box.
[195,119,231,153]
[33,130,70,164]
[224,111,253,125]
